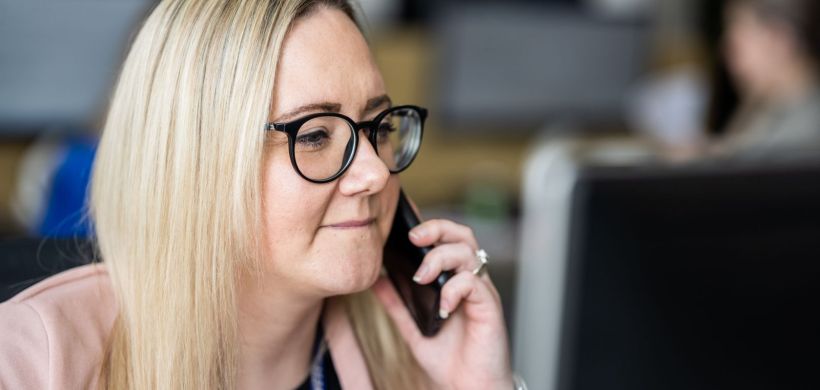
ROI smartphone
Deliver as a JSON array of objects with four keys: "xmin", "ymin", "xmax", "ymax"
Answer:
[{"xmin": 383, "ymin": 189, "xmax": 452, "ymax": 337}]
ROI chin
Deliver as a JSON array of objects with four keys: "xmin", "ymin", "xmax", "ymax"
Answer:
[{"xmin": 319, "ymin": 251, "xmax": 383, "ymax": 296}]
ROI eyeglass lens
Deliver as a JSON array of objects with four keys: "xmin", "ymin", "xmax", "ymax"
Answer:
[
  {"xmin": 379, "ymin": 107, "xmax": 422, "ymax": 171},
  {"xmin": 292, "ymin": 108, "xmax": 421, "ymax": 181}
]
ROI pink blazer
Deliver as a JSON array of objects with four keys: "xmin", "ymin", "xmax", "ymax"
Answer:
[{"xmin": 0, "ymin": 264, "xmax": 374, "ymax": 389}]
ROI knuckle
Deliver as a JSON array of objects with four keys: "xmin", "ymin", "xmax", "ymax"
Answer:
[
  {"xmin": 424, "ymin": 247, "xmax": 439, "ymax": 261},
  {"xmin": 452, "ymin": 221, "xmax": 472, "ymax": 235},
  {"xmin": 447, "ymin": 244, "xmax": 467, "ymax": 260},
  {"xmin": 443, "ymin": 273, "xmax": 464, "ymax": 291},
  {"xmin": 426, "ymin": 252, "xmax": 443, "ymax": 270},
  {"xmin": 439, "ymin": 219, "xmax": 465, "ymax": 233},
  {"xmin": 441, "ymin": 282, "xmax": 458, "ymax": 299},
  {"xmin": 455, "ymin": 270, "xmax": 478, "ymax": 287},
  {"xmin": 457, "ymin": 242, "xmax": 474, "ymax": 257},
  {"xmin": 426, "ymin": 218, "xmax": 446, "ymax": 229},
  {"xmin": 458, "ymin": 226, "xmax": 479, "ymax": 246}
]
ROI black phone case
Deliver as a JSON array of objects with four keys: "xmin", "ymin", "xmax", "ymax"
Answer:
[{"xmin": 383, "ymin": 190, "xmax": 452, "ymax": 337}]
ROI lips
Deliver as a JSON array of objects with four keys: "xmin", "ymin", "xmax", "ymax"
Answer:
[{"xmin": 326, "ymin": 217, "xmax": 376, "ymax": 229}]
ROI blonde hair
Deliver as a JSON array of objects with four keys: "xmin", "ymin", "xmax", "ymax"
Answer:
[{"xmin": 91, "ymin": 0, "xmax": 424, "ymax": 388}]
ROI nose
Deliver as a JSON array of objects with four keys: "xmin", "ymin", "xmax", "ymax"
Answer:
[{"xmin": 338, "ymin": 131, "xmax": 390, "ymax": 196}]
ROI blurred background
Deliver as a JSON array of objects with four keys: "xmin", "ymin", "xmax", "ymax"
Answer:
[{"xmin": 2, "ymin": 0, "xmax": 820, "ymax": 389}]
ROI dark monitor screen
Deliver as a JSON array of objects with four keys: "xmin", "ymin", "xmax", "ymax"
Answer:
[
  {"xmin": 559, "ymin": 163, "xmax": 820, "ymax": 390},
  {"xmin": 0, "ymin": 238, "xmax": 94, "ymax": 302}
]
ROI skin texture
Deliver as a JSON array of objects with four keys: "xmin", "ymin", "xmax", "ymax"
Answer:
[
  {"xmin": 237, "ymin": 7, "xmax": 512, "ymax": 389},
  {"xmin": 724, "ymin": 3, "xmax": 817, "ymax": 101},
  {"xmin": 262, "ymin": 9, "xmax": 398, "ymax": 307}
]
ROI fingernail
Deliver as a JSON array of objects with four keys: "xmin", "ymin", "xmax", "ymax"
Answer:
[
  {"xmin": 413, "ymin": 264, "xmax": 429, "ymax": 283},
  {"xmin": 439, "ymin": 308, "xmax": 449, "ymax": 319}
]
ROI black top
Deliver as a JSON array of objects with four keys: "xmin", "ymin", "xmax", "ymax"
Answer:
[
  {"xmin": 293, "ymin": 347, "xmax": 341, "ymax": 390},
  {"xmin": 293, "ymin": 320, "xmax": 342, "ymax": 390}
]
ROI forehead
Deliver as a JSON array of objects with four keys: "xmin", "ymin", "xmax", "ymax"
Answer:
[{"xmin": 270, "ymin": 7, "xmax": 385, "ymax": 119}]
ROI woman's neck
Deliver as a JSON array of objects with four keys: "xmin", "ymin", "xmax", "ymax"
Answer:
[{"xmin": 236, "ymin": 276, "xmax": 324, "ymax": 390}]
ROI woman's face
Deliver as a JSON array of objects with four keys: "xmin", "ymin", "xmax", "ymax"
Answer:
[
  {"xmin": 724, "ymin": 3, "xmax": 795, "ymax": 98},
  {"xmin": 261, "ymin": 7, "xmax": 400, "ymax": 297}
]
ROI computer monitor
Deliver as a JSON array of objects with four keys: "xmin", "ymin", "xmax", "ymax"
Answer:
[
  {"xmin": 0, "ymin": 0, "xmax": 152, "ymax": 134},
  {"xmin": 558, "ymin": 162, "xmax": 820, "ymax": 390},
  {"xmin": 435, "ymin": 4, "xmax": 649, "ymax": 131}
]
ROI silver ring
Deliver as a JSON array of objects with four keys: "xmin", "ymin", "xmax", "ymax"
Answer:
[{"xmin": 472, "ymin": 249, "xmax": 489, "ymax": 276}]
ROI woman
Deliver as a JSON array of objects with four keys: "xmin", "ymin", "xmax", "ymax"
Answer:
[
  {"xmin": 0, "ymin": 0, "xmax": 519, "ymax": 389},
  {"xmin": 716, "ymin": 0, "xmax": 820, "ymax": 159}
]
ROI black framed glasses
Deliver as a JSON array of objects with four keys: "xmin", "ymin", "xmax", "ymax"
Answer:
[{"xmin": 265, "ymin": 105, "xmax": 427, "ymax": 183}]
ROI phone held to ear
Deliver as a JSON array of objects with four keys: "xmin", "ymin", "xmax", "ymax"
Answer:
[{"xmin": 383, "ymin": 189, "xmax": 452, "ymax": 337}]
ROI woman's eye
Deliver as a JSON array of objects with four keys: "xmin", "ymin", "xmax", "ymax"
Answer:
[
  {"xmin": 296, "ymin": 129, "xmax": 329, "ymax": 149},
  {"xmin": 377, "ymin": 123, "xmax": 396, "ymax": 141}
]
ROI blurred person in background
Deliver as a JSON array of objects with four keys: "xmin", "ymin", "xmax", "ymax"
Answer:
[
  {"xmin": 715, "ymin": 0, "xmax": 820, "ymax": 160},
  {"xmin": 0, "ymin": 0, "xmax": 517, "ymax": 389},
  {"xmin": 10, "ymin": 135, "xmax": 96, "ymax": 237}
]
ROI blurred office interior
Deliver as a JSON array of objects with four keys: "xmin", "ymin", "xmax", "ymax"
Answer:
[{"xmin": 2, "ymin": 0, "xmax": 819, "ymax": 389}]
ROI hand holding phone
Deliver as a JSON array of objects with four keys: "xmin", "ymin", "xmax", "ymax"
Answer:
[
  {"xmin": 375, "ymin": 191, "xmax": 515, "ymax": 389},
  {"xmin": 382, "ymin": 190, "xmax": 452, "ymax": 337}
]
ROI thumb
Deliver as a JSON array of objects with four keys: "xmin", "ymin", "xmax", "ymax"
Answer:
[{"xmin": 371, "ymin": 276, "xmax": 424, "ymax": 345}]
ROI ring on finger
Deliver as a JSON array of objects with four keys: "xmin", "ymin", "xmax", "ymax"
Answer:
[{"xmin": 472, "ymin": 249, "xmax": 489, "ymax": 276}]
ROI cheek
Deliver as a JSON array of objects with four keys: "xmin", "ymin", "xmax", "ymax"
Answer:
[
  {"xmin": 309, "ymin": 177, "xmax": 401, "ymax": 293},
  {"xmin": 258, "ymin": 159, "xmax": 400, "ymax": 293},
  {"xmin": 378, "ymin": 176, "xmax": 401, "ymax": 242},
  {"xmin": 728, "ymin": 31, "xmax": 756, "ymax": 73},
  {"xmin": 729, "ymin": 26, "xmax": 783, "ymax": 89},
  {"xmin": 258, "ymin": 150, "xmax": 402, "ymax": 294},
  {"xmin": 260, "ymin": 153, "xmax": 327, "ymax": 260}
]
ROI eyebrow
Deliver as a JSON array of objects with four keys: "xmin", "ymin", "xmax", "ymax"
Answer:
[
  {"xmin": 273, "ymin": 102, "xmax": 342, "ymax": 123},
  {"xmin": 272, "ymin": 94, "xmax": 393, "ymax": 123},
  {"xmin": 363, "ymin": 94, "xmax": 392, "ymax": 114}
]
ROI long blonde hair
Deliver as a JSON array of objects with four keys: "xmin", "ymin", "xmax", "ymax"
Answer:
[{"xmin": 91, "ymin": 0, "xmax": 424, "ymax": 388}]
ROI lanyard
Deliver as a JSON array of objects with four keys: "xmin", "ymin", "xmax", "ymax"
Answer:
[{"xmin": 308, "ymin": 324, "xmax": 327, "ymax": 390}]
